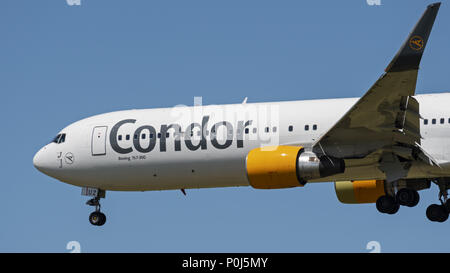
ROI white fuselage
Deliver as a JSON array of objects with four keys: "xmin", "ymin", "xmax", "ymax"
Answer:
[{"xmin": 33, "ymin": 93, "xmax": 450, "ymax": 191}]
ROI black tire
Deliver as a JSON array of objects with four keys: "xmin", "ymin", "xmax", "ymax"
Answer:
[
  {"xmin": 98, "ymin": 212, "xmax": 107, "ymax": 226},
  {"xmin": 89, "ymin": 211, "xmax": 104, "ymax": 226},
  {"xmin": 438, "ymin": 210, "xmax": 449, "ymax": 223},
  {"xmin": 376, "ymin": 195, "xmax": 397, "ymax": 214},
  {"xmin": 387, "ymin": 202, "xmax": 400, "ymax": 215},
  {"xmin": 408, "ymin": 190, "xmax": 420, "ymax": 208},
  {"xmin": 396, "ymin": 188, "xmax": 414, "ymax": 206},
  {"xmin": 426, "ymin": 204, "xmax": 448, "ymax": 222}
]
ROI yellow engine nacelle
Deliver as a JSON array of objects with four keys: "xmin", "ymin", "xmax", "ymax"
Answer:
[
  {"xmin": 335, "ymin": 180, "xmax": 386, "ymax": 204},
  {"xmin": 246, "ymin": 146, "xmax": 304, "ymax": 189},
  {"xmin": 246, "ymin": 145, "xmax": 345, "ymax": 189}
]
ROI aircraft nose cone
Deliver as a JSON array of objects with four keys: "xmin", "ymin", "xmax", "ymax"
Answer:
[
  {"xmin": 33, "ymin": 148, "xmax": 43, "ymax": 171},
  {"xmin": 33, "ymin": 146, "xmax": 50, "ymax": 172}
]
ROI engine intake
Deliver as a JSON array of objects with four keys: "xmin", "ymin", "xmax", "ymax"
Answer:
[{"xmin": 246, "ymin": 146, "xmax": 345, "ymax": 189}]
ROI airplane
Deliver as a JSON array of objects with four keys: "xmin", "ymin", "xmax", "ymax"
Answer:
[{"xmin": 33, "ymin": 3, "xmax": 447, "ymax": 226}]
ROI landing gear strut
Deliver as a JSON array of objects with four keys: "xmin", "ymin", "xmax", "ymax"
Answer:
[{"xmin": 83, "ymin": 188, "xmax": 106, "ymax": 226}]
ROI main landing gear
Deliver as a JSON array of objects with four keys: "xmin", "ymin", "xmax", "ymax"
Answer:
[
  {"xmin": 83, "ymin": 188, "xmax": 107, "ymax": 226},
  {"xmin": 426, "ymin": 179, "xmax": 450, "ymax": 223},
  {"xmin": 376, "ymin": 188, "xmax": 420, "ymax": 215},
  {"xmin": 375, "ymin": 179, "xmax": 450, "ymax": 223}
]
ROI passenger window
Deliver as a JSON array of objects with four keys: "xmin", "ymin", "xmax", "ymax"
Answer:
[
  {"xmin": 253, "ymin": 128, "xmax": 257, "ymax": 134},
  {"xmin": 441, "ymin": 118, "xmax": 445, "ymax": 124},
  {"xmin": 134, "ymin": 134, "xmax": 138, "ymax": 140},
  {"xmin": 313, "ymin": 125, "xmax": 317, "ymax": 130},
  {"xmin": 265, "ymin": 127, "xmax": 269, "ymax": 133},
  {"xmin": 272, "ymin": 127, "xmax": 277, "ymax": 133},
  {"xmin": 126, "ymin": 135, "xmax": 130, "ymax": 140},
  {"xmin": 245, "ymin": 128, "xmax": 249, "ymax": 134},
  {"xmin": 118, "ymin": 135, "xmax": 122, "ymax": 141},
  {"xmin": 424, "ymin": 119, "xmax": 428, "ymax": 125},
  {"xmin": 141, "ymin": 134, "xmax": 146, "ymax": 139},
  {"xmin": 305, "ymin": 125, "xmax": 309, "ymax": 131},
  {"xmin": 166, "ymin": 132, "xmax": 170, "ymax": 138},
  {"xmin": 432, "ymin": 119, "xmax": 436, "ymax": 124},
  {"xmin": 288, "ymin": 125, "xmax": 293, "ymax": 132},
  {"xmin": 158, "ymin": 133, "xmax": 161, "ymax": 138}
]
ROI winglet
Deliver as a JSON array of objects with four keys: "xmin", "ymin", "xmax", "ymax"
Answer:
[{"xmin": 385, "ymin": 2, "xmax": 440, "ymax": 72}]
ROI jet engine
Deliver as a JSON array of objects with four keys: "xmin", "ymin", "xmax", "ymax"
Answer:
[
  {"xmin": 334, "ymin": 180, "xmax": 386, "ymax": 204},
  {"xmin": 246, "ymin": 145, "xmax": 345, "ymax": 189}
]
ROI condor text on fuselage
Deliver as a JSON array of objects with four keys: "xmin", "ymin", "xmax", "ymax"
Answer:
[{"xmin": 109, "ymin": 116, "xmax": 254, "ymax": 155}]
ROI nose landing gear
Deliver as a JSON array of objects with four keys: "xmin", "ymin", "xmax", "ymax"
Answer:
[
  {"xmin": 87, "ymin": 197, "xmax": 106, "ymax": 226},
  {"xmin": 82, "ymin": 188, "xmax": 106, "ymax": 226}
]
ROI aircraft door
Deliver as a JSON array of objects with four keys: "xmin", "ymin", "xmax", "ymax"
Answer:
[{"xmin": 92, "ymin": 126, "xmax": 108, "ymax": 156}]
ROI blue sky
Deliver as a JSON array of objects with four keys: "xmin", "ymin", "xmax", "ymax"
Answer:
[{"xmin": 1, "ymin": 0, "xmax": 450, "ymax": 252}]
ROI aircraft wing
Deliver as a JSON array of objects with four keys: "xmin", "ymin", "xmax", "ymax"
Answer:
[{"xmin": 312, "ymin": 3, "xmax": 441, "ymax": 180}]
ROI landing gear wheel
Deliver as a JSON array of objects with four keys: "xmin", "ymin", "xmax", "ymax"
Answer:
[
  {"xmin": 396, "ymin": 189, "xmax": 413, "ymax": 206},
  {"xmin": 89, "ymin": 211, "xmax": 106, "ymax": 226},
  {"xmin": 396, "ymin": 188, "xmax": 420, "ymax": 207},
  {"xmin": 410, "ymin": 190, "xmax": 420, "ymax": 208},
  {"xmin": 387, "ymin": 202, "xmax": 400, "ymax": 215},
  {"xmin": 98, "ymin": 212, "xmax": 106, "ymax": 226},
  {"xmin": 426, "ymin": 204, "xmax": 449, "ymax": 223},
  {"xmin": 376, "ymin": 195, "xmax": 399, "ymax": 214}
]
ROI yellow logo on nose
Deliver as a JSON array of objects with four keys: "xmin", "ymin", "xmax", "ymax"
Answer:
[{"xmin": 409, "ymin": 35, "xmax": 424, "ymax": 51}]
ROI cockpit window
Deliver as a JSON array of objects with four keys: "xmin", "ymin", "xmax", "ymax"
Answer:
[
  {"xmin": 52, "ymin": 134, "xmax": 61, "ymax": 143},
  {"xmin": 51, "ymin": 133, "xmax": 66, "ymax": 144}
]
